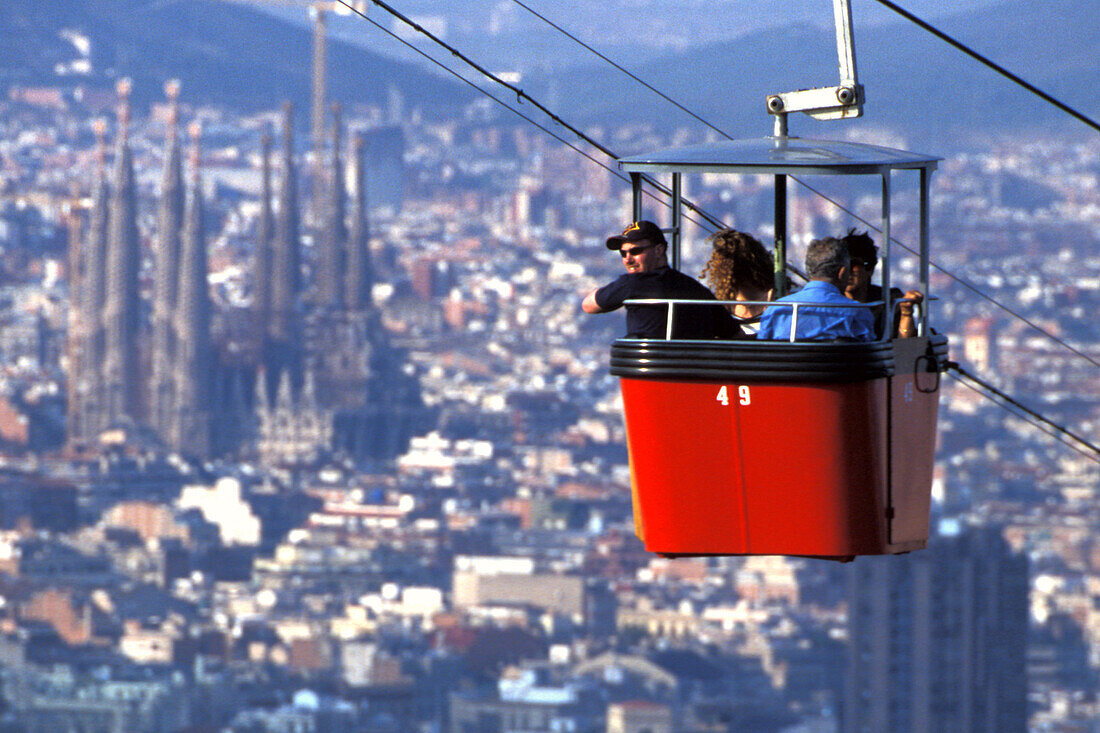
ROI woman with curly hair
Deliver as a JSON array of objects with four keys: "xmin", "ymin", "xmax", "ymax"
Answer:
[{"xmin": 700, "ymin": 229, "xmax": 777, "ymax": 333}]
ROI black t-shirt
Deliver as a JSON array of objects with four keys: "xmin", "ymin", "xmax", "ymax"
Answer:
[
  {"xmin": 866, "ymin": 284, "xmax": 906, "ymax": 338},
  {"xmin": 595, "ymin": 267, "xmax": 742, "ymax": 340}
]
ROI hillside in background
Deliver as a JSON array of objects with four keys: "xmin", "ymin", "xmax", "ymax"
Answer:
[
  {"xmin": 526, "ymin": 0, "xmax": 1099, "ymax": 149},
  {"xmin": 0, "ymin": 0, "xmax": 471, "ymax": 114},
  {"xmin": 0, "ymin": 0, "xmax": 1095, "ymax": 147}
]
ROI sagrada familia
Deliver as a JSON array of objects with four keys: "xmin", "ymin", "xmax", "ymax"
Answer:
[{"xmin": 67, "ymin": 81, "xmax": 429, "ymax": 465}]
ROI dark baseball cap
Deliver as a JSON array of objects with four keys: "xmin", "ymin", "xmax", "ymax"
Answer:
[{"xmin": 606, "ymin": 220, "xmax": 667, "ymax": 250}]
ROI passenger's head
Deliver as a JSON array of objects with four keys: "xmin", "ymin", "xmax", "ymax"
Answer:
[
  {"xmin": 701, "ymin": 229, "xmax": 775, "ymax": 318},
  {"xmin": 843, "ymin": 228, "xmax": 878, "ymax": 270},
  {"xmin": 842, "ymin": 228, "xmax": 877, "ymax": 300},
  {"xmin": 606, "ymin": 220, "xmax": 668, "ymax": 274},
  {"xmin": 804, "ymin": 237, "xmax": 850, "ymax": 286}
]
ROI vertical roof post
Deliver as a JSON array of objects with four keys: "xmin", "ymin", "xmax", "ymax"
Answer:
[
  {"xmin": 670, "ymin": 173, "xmax": 681, "ymax": 271},
  {"xmin": 630, "ymin": 172, "xmax": 643, "ymax": 223},
  {"xmin": 880, "ymin": 171, "xmax": 893, "ymax": 342},
  {"xmin": 919, "ymin": 167, "xmax": 932, "ymax": 334}
]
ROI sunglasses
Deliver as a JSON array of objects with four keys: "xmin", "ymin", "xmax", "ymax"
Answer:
[{"xmin": 619, "ymin": 243, "xmax": 656, "ymax": 258}]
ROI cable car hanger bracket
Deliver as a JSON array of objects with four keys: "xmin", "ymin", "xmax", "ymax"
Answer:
[{"xmin": 765, "ymin": 0, "xmax": 864, "ymax": 127}]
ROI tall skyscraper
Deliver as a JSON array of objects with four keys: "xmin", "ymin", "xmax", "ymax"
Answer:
[{"xmin": 843, "ymin": 524, "xmax": 1028, "ymax": 733}]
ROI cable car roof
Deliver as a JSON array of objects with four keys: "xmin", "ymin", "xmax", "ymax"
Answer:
[{"xmin": 618, "ymin": 136, "xmax": 940, "ymax": 176}]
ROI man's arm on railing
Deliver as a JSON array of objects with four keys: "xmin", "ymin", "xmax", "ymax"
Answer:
[{"xmin": 581, "ymin": 289, "xmax": 606, "ymax": 314}]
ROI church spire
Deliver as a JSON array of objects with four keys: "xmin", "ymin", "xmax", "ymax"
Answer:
[
  {"xmin": 85, "ymin": 118, "xmax": 110, "ymax": 326},
  {"xmin": 319, "ymin": 103, "xmax": 346, "ymax": 308},
  {"xmin": 102, "ymin": 78, "xmax": 143, "ymax": 425},
  {"xmin": 171, "ymin": 121, "xmax": 213, "ymax": 456},
  {"xmin": 266, "ymin": 102, "xmax": 303, "ymax": 392},
  {"xmin": 270, "ymin": 102, "xmax": 301, "ymax": 339},
  {"xmin": 344, "ymin": 132, "xmax": 373, "ymax": 311},
  {"xmin": 253, "ymin": 132, "xmax": 274, "ymax": 328},
  {"xmin": 75, "ymin": 118, "xmax": 112, "ymax": 441},
  {"xmin": 152, "ymin": 80, "xmax": 185, "ymax": 435}
]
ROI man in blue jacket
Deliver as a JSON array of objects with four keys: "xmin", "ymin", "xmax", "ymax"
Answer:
[{"xmin": 757, "ymin": 237, "xmax": 875, "ymax": 342}]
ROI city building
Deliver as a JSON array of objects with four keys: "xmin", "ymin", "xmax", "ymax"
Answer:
[
  {"xmin": 844, "ymin": 523, "xmax": 1029, "ymax": 732},
  {"xmin": 67, "ymin": 87, "xmax": 428, "ymax": 464}
]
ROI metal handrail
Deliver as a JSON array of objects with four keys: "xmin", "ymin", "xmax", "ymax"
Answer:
[{"xmin": 623, "ymin": 297, "xmax": 922, "ymax": 342}]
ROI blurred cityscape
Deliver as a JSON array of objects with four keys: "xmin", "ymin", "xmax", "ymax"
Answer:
[{"xmin": 0, "ymin": 8, "xmax": 1099, "ymax": 732}]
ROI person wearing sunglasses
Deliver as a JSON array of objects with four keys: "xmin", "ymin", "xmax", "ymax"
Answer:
[
  {"xmin": 582, "ymin": 220, "xmax": 741, "ymax": 340},
  {"xmin": 842, "ymin": 228, "xmax": 924, "ymax": 338}
]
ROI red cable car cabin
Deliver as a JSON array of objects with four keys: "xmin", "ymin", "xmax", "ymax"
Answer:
[{"xmin": 612, "ymin": 137, "xmax": 947, "ymax": 560}]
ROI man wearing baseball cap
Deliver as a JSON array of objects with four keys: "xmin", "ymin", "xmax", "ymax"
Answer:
[{"xmin": 582, "ymin": 220, "xmax": 741, "ymax": 340}]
